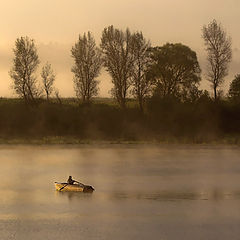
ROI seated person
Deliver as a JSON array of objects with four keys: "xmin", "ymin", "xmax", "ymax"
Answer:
[{"xmin": 67, "ymin": 176, "xmax": 77, "ymax": 185}]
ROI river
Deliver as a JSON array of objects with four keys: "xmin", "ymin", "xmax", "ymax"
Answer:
[{"xmin": 0, "ymin": 144, "xmax": 240, "ymax": 240}]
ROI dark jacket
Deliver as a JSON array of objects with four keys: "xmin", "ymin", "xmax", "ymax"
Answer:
[{"xmin": 67, "ymin": 177, "xmax": 75, "ymax": 185}]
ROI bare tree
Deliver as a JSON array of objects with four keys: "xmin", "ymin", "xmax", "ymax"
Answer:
[
  {"xmin": 131, "ymin": 32, "xmax": 153, "ymax": 112},
  {"xmin": 202, "ymin": 19, "xmax": 232, "ymax": 100},
  {"xmin": 9, "ymin": 36, "xmax": 40, "ymax": 104},
  {"xmin": 41, "ymin": 62, "xmax": 55, "ymax": 102},
  {"xmin": 54, "ymin": 88, "xmax": 62, "ymax": 105},
  {"xmin": 71, "ymin": 32, "xmax": 102, "ymax": 103},
  {"xmin": 101, "ymin": 26, "xmax": 135, "ymax": 109}
]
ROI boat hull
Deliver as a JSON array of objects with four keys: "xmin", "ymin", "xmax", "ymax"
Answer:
[{"xmin": 55, "ymin": 182, "xmax": 94, "ymax": 192}]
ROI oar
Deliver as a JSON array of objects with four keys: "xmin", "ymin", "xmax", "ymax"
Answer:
[
  {"xmin": 75, "ymin": 181, "xmax": 85, "ymax": 187},
  {"xmin": 59, "ymin": 183, "xmax": 68, "ymax": 191}
]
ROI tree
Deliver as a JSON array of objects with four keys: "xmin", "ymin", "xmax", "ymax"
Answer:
[
  {"xmin": 101, "ymin": 26, "xmax": 135, "ymax": 109},
  {"xmin": 41, "ymin": 62, "xmax": 55, "ymax": 102},
  {"xmin": 228, "ymin": 74, "xmax": 240, "ymax": 100},
  {"xmin": 131, "ymin": 32, "xmax": 153, "ymax": 112},
  {"xmin": 149, "ymin": 43, "xmax": 201, "ymax": 99},
  {"xmin": 71, "ymin": 32, "xmax": 102, "ymax": 103},
  {"xmin": 9, "ymin": 36, "xmax": 40, "ymax": 104},
  {"xmin": 202, "ymin": 19, "xmax": 232, "ymax": 101},
  {"xmin": 54, "ymin": 89, "xmax": 62, "ymax": 105}
]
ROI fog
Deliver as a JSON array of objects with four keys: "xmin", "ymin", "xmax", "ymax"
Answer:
[
  {"xmin": 0, "ymin": 42, "xmax": 240, "ymax": 98},
  {"xmin": 0, "ymin": 0, "xmax": 240, "ymax": 97},
  {"xmin": 0, "ymin": 145, "xmax": 240, "ymax": 239}
]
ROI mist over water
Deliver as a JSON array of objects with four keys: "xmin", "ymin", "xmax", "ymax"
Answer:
[{"xmin": 0, "ymin": 145, "xmax": 240, "ymax": 239}]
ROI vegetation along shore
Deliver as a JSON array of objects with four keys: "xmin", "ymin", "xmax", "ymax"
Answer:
[{"xmin": 1, "ymin": 20, "xmax": 240, "ymax": 144}]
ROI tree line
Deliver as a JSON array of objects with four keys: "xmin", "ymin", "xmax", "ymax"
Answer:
[
  {"xmin": 1, "ymin": 19, "xmax": 240, "ymax": 142},
  {"xmin": 8, "ymin": 19, "xmax": 240, "ymax": 111}
]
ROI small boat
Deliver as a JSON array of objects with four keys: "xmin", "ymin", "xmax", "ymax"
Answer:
[{"xmin": 55, "ymin": 182, "xmax": 94, "ymax": 193}]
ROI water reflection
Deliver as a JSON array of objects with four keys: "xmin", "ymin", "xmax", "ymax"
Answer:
[
  {"xmin": 0, "ymin": 145, "xmax": 240, "ymax": 240},
  {"xmin": 55, "ymin": 191, "xmax": 93, "ymax": 201},
  {"xmin": 107, "ymin": 189, "xmax": 240, "ymax": 201}
]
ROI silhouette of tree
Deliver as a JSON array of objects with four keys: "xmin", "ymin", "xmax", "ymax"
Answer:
[
  {"xmin": 54, "ymin": 89, "xmax": 62, "ymax": 105},
  {"xmin": 131, "ymin": 32, "xmax": 153, "ymax": 112},
  {"xmin": 149, "ymin": 43, "xmax": 201, "ymax": 99},
  {"xmin": 229, "ymin": 74, "xmax": 240, "ymax": 100},
  {"xmin": 41, "ymin": 62, "xmax": 55, "ymax": 102},
  {"xmin": 101, "ymin": 26, "xmax": 135, "ymax": 109},
  {"xmin": 71, "ymin": 32, "xmax": 102, "ymax": 103},
  {"xmin": 181, "ymin": 87, "xmax": 211, "ymax": 103},
  {"xmin": 9, "ymin": 36, "xmax": 40, "ymax": 104},
  {"xmin": 202, "ymin": 19, "xmax": 232, "ymax": 101}
]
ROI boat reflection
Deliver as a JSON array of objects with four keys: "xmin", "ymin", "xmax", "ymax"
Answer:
[{"xmin": 55, "ymin": 191, "xmax": 93, "ymax": 201}]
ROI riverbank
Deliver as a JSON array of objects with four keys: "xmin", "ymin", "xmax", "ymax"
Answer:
[
  {"xmin": 0, "ymin": 98, "xmax": 240, "ymax": 144},
  {"xmin": 0, "ymin": 136, "xmax": 240, "ymax": 145}
]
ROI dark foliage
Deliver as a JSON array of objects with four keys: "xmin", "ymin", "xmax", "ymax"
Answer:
[
  {"xmin": 148, "ymin": 43, "xmax": 201, "ymax": 99},
  {"xmin": 0, "ymin": 97, "xmax": 240, "ymax": 143},
  {"xmin": 229, "ymin": 74, "xmax": 240, "ymax": 102}
]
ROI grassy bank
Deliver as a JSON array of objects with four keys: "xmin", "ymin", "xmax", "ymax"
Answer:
[
  {"xmin": 0, "ymin": 97, "xmax": 240, "ymax": 144},
  {"xmin": 0, "ymin": 136, "xmax": 239, "ymax": 146}
]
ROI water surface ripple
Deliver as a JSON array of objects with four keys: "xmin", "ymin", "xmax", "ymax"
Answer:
[{"xmin": 0, "ymin": 145, "xmax": 239, "ymax": 240}]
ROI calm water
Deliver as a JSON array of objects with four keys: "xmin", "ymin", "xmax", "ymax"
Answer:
[{"xmin": 0, "ymin": 144, "xmax": 240, "ymax": 240}]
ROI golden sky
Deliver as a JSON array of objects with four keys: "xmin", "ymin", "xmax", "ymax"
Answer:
[{"xmin": 0, "ymin": 0, "xmax": 239, "ymax": 97}]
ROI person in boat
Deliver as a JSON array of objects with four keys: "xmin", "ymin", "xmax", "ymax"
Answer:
[{"xmin": 67, "ymin": 176, "xmax": 78, "ymax": 185}]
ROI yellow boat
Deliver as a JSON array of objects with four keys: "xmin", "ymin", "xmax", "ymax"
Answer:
[{"xmin": 55, "ymin": 182, "xmax": 94, "ymax": 192}]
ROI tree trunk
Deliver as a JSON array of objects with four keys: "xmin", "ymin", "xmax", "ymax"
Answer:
[
  {"xmin": 214, "ymin": 85, "xmax": 217, "ymax": 101},
  {"xmin": 120, "ymin": 98, "xmax": 126, "ymax": 109},
  {"xmin": 138, "ymin": 96, "xmax": 143, "ymax": 113}
]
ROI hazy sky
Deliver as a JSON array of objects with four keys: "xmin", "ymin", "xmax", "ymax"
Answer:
[{"xmin": 0, "ymin": 0, "xmax": 240, "ymax": 97}]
